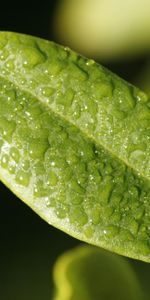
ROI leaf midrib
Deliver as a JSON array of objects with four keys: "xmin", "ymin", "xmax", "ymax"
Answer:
[{"xmin": 0, "ymin": 74, "xmax": 149, "ymax": 184}]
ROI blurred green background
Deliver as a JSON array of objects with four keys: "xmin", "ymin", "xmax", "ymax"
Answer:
[{"xmin": 0, "ymin": 0, "xmax": 150, "ymax": 299}]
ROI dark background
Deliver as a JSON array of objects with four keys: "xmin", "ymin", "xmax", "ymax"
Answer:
[{"xmin": 0, "ymin": 1, "xmax": 150, "ymax": 299}]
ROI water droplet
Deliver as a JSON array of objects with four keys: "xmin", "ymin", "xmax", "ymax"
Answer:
[
  {"xmin": 21, "ymin": 160, "xmax": 30, "ymax": 171},
  {"xmin": 8, "ymin": 163, "xmax": 16, "ymax": 174},
  {"xmin": 46, "ymin": 170, "xmax": 58, "ymax": 187},
  {"xmin": 130, "ymin": 220, "xmax": 139, "ymax": 235},
  {"xmin": 42, "ymin": 87, "xmax": 54, "ymax": 97},
  {"xmin": 29, "ymin": 138, "xmax": 49, "ymax": 159},
  {"xmin": 46, "ymin": 197, "xmax": 55, "ymax": 207},
  {"xmin": 19, "ymin": 46, "xmax": 46, "ymax": 68},
  {"xmin": 15, "ymin": 170, "xmax": 31, "ymax": 187},
  {"xmin": 91, "ymin": 208, "xmax": 100, "ymax": 225},
  {"xmin": 0, "ymin": 154, "xmax": 9, "ymax": 168},
  {"xmin": 84, "ymin": 226, "xmax": 94, "ymax": 238},
  {"xmin": 10, "ymin": 147, "xmax": 20, "ymax": 162},
  {"xmin": 64, "ymin": 46, "xmax": 70, "ymax": 52},
  {"xmin": 56, "ymin": 204, "xmax": 69, "ymax": 219},
  {"xmin": 33, "ymin": 180, "xmax": 47, "ymax": 197},
  {"xmin": 0, "ymin": 49, "xmax": 9, "ymax": 60},
  {"xmin": 119, "ymin": 229, "xmax": 134, "ymax": 241},
  {"xmin": 134, "ymin": 89, "xmax": 148, "ymax": 103},
  {"xmin": 0, "ymin": 117, "xmax": 16, "ymax": 142},
  {"xmin": 69, "ymin": 180, "xmax": 84, "ymax": 195},
  {"xmin": 6, "ymin": 59, "xmax": 14, "ymax": 71},
  {"xmin": 102, "ymin": 226, "xmax": 119, "ymax": 238},
  {"xmin": 92, "ymin": 81, "xmax": 113, "ymax": 98},
  {"xmin": 69, "ymin": 207, "xmax": 88, "ymax": 226},
  {"xmin": 89, "ymin": 174, "xmax": 94, "ymax": 181},
  {"xmin": 86, "ymin": 59, "xmax": 95, "ymax": 66}
]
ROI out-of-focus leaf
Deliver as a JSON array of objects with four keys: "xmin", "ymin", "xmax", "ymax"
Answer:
[{"xmin": 53, "ymin": 245, "xmax": 143, "ymax": 300}]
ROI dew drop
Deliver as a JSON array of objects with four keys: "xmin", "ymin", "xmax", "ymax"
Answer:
[
  {"xmin": 33, "ymin": 180, "xmax": 47, "ymax": 197},
  {"xmin": 8, "ymin": 164, "xmax": 16, "ymax": 174},
  {"xmin": 46, "ymin": 197, "xmax": 55, "ymax": 207},
  {"xmin": 0, "ymin": 154, "xmax": 9, "ymax": 168},
  {"xmin": 15, "ymin": 170, "xmax": 31, "ymax": 187},
  {"xmin": 102, "ymin": 226, "xmax": 119, "ymax": 238},
  {"xmin": 84, "ymin": 226, "xmax": 94, "ymax": 238},
  {"xmin": 56, "ymin": 204, "xmax": 69, "ymax": 219},
  {"xmin": 20, "ymin": 46, "xmax": 45, "ymax": 69},
  {"xmin": 10, "ymin": 147, "xmax": 20, "ymax": 163},
  {"xmin": 86, "ymin": 59, "xmax": 95, "ymax": 66},
  {"xmin": 42, "ymin": 87, "xmax": 54, "ymax": 97},
  {"xmin": 21, "ymin": 160, "xmax": 30, "ymax": 171},
  {"xmin": 47, "ymin": 170, "xmax": 58, "ymax": 186},
  {"xmin": 69, "ymin": 207, "xmax": 88, "ymax": 226},
  {"xmin": 6, "ymin": 59, "xmax": 14, "ymax": 71}
]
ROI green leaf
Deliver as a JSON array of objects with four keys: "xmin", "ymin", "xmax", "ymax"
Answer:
[
  {"xmin": 53, "ymin": 245, "xmax": 143, "ymax": 300},
  {"xmin": 0, "ymin": 32, "xmax": 150, "ymax": 262}
]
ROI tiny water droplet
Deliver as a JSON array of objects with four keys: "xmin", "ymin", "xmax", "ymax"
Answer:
[
  {"xmin": 10, "ymin": 147, "xmax": 20, "ymax": 163},
  {"xmin": 0, "ymin": 154, "xmax": 9, "ymax": 168},
  {"xmin": 86, "ymin": 59, "xmax": 95, "ymax": 66}
]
